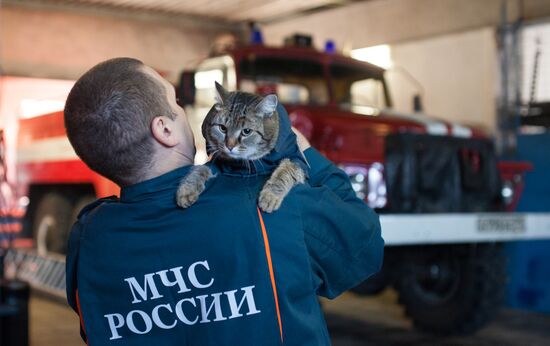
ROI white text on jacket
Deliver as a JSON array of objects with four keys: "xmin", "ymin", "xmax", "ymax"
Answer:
[{"xmin": 102, "ymin": 260, "xmax": 261, "ymax": 340}]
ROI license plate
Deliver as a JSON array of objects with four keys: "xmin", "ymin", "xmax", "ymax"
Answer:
[{"xmin": 477, "ymin": 215, "xmax": 526, "ymax": 234}]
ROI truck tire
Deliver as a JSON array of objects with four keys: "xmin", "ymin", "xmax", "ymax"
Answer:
[
  {"xmin": 395, "ymin": 243, "xmax": 506, "ymax": 335},
  {"xmin": 33, "ymin": 192, "xmax": 73, "ymax": 255}
]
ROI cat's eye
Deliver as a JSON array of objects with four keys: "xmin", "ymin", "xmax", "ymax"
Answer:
[
  {"xmin": 218, "ymin": 125, "xmax": 227, "ymax": 134},
  {"xmin": 241, "ymin": 128, "xmax": 253, "ymax": 136}
]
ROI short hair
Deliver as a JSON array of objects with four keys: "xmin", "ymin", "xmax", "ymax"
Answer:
[{"xmin": 64, "ymin": 57, "xmax": 176, "ymax": 186}]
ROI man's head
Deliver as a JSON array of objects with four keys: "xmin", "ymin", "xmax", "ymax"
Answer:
[{"xmin": 64, "ymin": 58, "xmax": 195, "ymax": 186}]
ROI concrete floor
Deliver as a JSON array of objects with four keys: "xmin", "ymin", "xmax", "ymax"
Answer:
[
  {"xmin": 29, "ymin": 290, "xmax": 550, "ymax": 346},
  {"xmin": 323, "ymin": 291, "xmax": 550, "ymax": 346}
]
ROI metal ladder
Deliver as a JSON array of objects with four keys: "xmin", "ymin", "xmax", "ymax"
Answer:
[{"xmin": 3, "ymin": 249, "xmax": 66, "ymax": 299}]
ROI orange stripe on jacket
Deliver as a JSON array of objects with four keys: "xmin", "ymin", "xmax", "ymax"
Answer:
[
  {"xmin": 76, "ymin": 289, "xmax": 89, "ymax": 346},
  {"xmin": 257, "ymin": 208, "xmax": 284, "ymax": 343}
]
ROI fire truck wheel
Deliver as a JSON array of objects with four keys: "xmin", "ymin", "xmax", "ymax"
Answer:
[
  {"xmin": 395, "ymin": 243, "xmax": 506, "ymax": 335},
  {"xmin": 33, "ymin": 192, "xmax": 73, "ymax": 255}
]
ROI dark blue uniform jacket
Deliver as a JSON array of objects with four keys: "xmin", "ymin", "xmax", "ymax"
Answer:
[{"xmin": 66, "ymin": 105, "xmax": 384, "ymax": 345}]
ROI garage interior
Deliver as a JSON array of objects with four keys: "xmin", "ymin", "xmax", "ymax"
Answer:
[{"xmin": 1, "ymin": 0, "xmax": 550, "ymax": 345}]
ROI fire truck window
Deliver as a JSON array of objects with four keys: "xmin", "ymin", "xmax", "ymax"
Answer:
[
  {"xmin": 195, "ymin": 69, "xmax": 225, "ymax": 107},
  {"xmin": 350, "ymin": 79, "xmax": 386, "ymax": 109},
  {"xmin": 190, "ymin": 55, "xmax": 236, "ymax": 163},
  {"xmin": 194, "ymin": 55, "xmax": 237, "ymax": 108},
  {"xmin": 331, "ymin": 63, "xmax": 387, "ymax": 109},
  {"xmin": 241, "ymin": 79, "xmax": 309, "ymax": 105},
  {"xmin": 239, "ymin": 57, "xmax": 327, "ymax": 105}
]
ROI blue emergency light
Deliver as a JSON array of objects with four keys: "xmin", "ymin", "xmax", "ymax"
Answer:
[
  {"xmin": 325, "ymin": 40, "xmax": 336, "ymax": 53},
  {"xmin": 250, "ymin": 25, "xmax": 264, "ymax": 45}
]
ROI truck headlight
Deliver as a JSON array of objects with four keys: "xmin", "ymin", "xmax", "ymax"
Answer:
[
  {"xmin": 501, "ymin": 178, "xmax": 517, "ymax": 206},
  {"xmin": 341, "ymin": 163, "xmax": 387, "ymax": 208}
]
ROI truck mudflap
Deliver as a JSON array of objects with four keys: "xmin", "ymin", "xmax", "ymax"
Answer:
[
  {"xmin": 384, "ymin": 133, "xmax": 502, "ymax": 213},
  {"xmin": 381, "ymin": 212, "xmax": 550, "ymax": 246}
]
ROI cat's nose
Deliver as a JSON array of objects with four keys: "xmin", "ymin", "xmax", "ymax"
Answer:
[{"xmin": 226, "ymin": 139, "xmax": 237, "ymax": 151}]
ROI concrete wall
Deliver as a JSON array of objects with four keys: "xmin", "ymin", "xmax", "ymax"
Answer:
[{"xmin": 0, "ymin": 5, "xmax": 237, "ymax": 82}]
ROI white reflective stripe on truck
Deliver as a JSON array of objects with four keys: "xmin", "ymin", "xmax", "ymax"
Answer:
[
  {"xmin": 17, "ymin": 136, "xmax": 78, "ymax": 163},
  {"xmin": 381, "ymin": 109, "xmax": 474, "ymax": 138},
  {"xmin": 381, "ymin": 213, "xmax": 550, "ymax": 246}
]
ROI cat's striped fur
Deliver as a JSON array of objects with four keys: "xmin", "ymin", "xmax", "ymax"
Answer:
[{"xmin": 176, "ymin": 82, "xmax": 305, "ymax": 212}]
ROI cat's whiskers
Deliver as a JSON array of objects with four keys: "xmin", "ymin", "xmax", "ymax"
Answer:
[
  {"xmin": 245, "ymin": 160, "xmax": 252, "ymax": 175},
  {"xmin": 252, "ymin": 159, "xmax": 266, "ymax": 174},
  {"xmin": 250, "ymin": 160, "xmax": 258, "ymax": 175}
]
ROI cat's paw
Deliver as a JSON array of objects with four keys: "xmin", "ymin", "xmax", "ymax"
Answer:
[
  {"xmin": 176, "ymin": 166, "xmax": 214, "ymax": 209},
  {"xmin": 176, "ymin": 184, "xmax": 201, "ymax": 208},
  {"xmin": 258, "ymin": 189, "xmax": 284, "ymax": 213}
]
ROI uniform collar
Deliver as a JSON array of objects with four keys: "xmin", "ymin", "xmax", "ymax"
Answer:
[{"xmin": 120, "ymin": 165, "xmax": 193, "ymax": 202}]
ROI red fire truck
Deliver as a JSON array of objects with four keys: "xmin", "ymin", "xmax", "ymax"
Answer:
[{"xmin": 6, "ymin": 38, "xmax": 550, "ymax": 335}]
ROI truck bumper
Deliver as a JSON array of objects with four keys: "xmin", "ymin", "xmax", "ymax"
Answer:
[{"xmin": 381, "ymin": 212, "xmax": 550, "ymax": 246}]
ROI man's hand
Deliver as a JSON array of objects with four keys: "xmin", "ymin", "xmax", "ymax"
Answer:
[{"xmin": 292, "ymin": 127, "xmax": 311, "ymax": 152}]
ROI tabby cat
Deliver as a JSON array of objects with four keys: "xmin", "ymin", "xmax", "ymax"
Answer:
[{"xmin": 176, "ymin": 82, "xmax": 305, "ymax": 213}]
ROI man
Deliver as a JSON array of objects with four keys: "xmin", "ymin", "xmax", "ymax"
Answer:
[{"xmin": 64, "ymin": 57, "xmax": 383, "ymax": 345}]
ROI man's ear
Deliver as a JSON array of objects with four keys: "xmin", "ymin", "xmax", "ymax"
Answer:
[{"xmin": 151, "ymin": 116, "xmax": 179, "ymax": 147}]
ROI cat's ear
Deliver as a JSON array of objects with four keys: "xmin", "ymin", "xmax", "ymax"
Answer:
[
  {"xmin": 214, "ymin": 82, "xmax": 229, "ymax": 109},
  {"xmin": 256, "ymin": 94, "xmax": 278, "ymax": 117}
]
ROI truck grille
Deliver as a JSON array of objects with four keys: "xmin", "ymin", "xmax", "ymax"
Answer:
[{"xmin": 384, "ymin": 133, "xmax": 503, "ymax": 213}]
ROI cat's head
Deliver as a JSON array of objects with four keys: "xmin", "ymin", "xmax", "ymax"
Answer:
[{"xmin": 202, "ymin": 82, "xmax": 279, "ymax": 161}]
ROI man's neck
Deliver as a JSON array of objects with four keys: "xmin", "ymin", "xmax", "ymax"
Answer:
[{"xmin": 140, "ymin": 150, "xmax": 194, "ymax": 183}]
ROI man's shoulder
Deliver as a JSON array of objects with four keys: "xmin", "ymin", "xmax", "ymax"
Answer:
[
  {"xmin": 287, "ymin": 180, "xmax": 328, "ymax": 199},
  {"xmin": 76, "ymin": 195, "xmax": 119, "ymax": 222}
]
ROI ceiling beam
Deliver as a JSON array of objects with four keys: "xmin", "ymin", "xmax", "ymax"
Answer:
[{"xmin": 257, "ymin": 0, "xmax": 369, "ymax": 24}]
